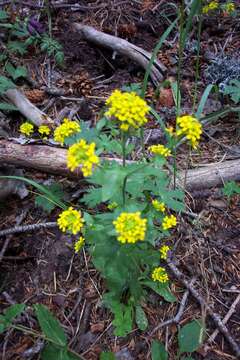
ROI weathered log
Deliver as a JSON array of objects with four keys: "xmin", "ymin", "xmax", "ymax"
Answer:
[
  {"xmin": 5, "ymin": 89, "xmax": 53, "ymax": 126},
  {"xmin": 73, "ymin": 23, "xmax": 166, "ymax": 85},
  {"xmin": 1, "ymin": 140, "xmax": 240, "ymax": 190}
]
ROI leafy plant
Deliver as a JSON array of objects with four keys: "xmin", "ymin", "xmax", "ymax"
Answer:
[
  {"xmin": 0, "ymin": 303, "xmax": 83, "ymax": 360},
  {"xmin": 223, "ymin": 180, "xmax": 240, "ymax": 198},
  {"xmin": 223, "ymin": 79, "xmax": 240, "ymax": 104}
]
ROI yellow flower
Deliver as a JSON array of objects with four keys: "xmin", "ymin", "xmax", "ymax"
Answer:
[
  {"xmin": 38, "ymin": 125, "xmax": 51, "ymax": 138},
  {"xmin": 113, "ymin": 211, "xmax": 147, "ymax": 244},
  {"xmin": 160, "ymin": 245, "xmax": 170, "ymax": 260},
  {"xmin": 152, "ymin": 199, "xmax": 166, "ymax": 212},
  {"xmin": 176, "ymin": 115, "xmax": 202, "ymax": 149},
  {"xmin": 166, "ymin": 126, "xmax": 174, "ymax": 136},
  {"xmin": 57, "ymin": 207, "xmax": 84, "ymax": 235},
  {"xmin": 74, "ymin": 236, "xmax": 85, "ymax": 253},
  {"xmin": 202, "ymin": 0, "xmax": 219, "ymax": 13},
  {"xmin": 19, "ymin": 122, "xmax": 34, "ymax": 136},
  {"xmin": 67, "ymin": 139, "xmax": 99, "ymax": 176},
  {"xmin": 152, "ymin": 267, "xmax": 169, "ymax": 283},
  {"xmin": 105, "ymin": 89, "xmax": 149, "ymax": 131},
  {"xmin": 224, "ymin": 2, "xmax": 235, "ymax": 13},
  {"xmin": 162, "ymin": 215, "xmax": 177, "ymax": 230},
  {"xmin": 54, "ymin": 118, "xmax": 81, "ymax": 145},
  {"xmin": 148, "ymin": 144, "xmax": 172, "ymax": 157}
]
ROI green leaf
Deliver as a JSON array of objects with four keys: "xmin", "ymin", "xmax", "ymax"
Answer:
[
  {"xmin": 7, "ymin": 41, "xmax": 28, "ymax": 55},
  {"xmin": 0, "ymin": 176, "xmax": 66, "ymax": 210},
  {"xmin": 196, "ymin": 84, "xmax": 214, "ymax": 118},
  {"xmin": 142, "ymin": 281, "xmax": 176, "ymax": 303},
  {"xmin": 0, "ymin": 102, "xmax": 18, "ymax": 111},
  {"xmin": 178, "ymin": 320, "xmax": 205, "ymax": 354},
  {"xmin": 5, "ymin": 63, "xmax": 27, "ymax": 80},
  {"xmin": 0, "ymin": 75, "xmax": 16, "ymax": 94},
  {"xmin": 35, "ymin": 183, "xmax": 65, "ymax": 213},
  {"xmin": 142, "ymin": 17, "xmax": 178, "ymax": 97},
  {"xmin": 224, "ymin": 80, "xmax": 240, "ymax": 104},
  {"xmin": 34, "ymin": 304, "xmax": 67, "ymax": 347},
  {"xmin": 0, "ymin": 10, "xmax": 9, "ymax": 21},
  {"xmin": 223, "ymin": 181, "xmax": 240, "ymax": 198},
  {"xmin": 181, "ymin": 0, "xmax": 201, "ymax": 48},
  {"xmin": 171, "ymin": 81, "xmax": 181, "ymax": 109},
  {"xmin": 100, "ymin": 352, "xmax": 116, "ymax": 360},
  {"xmin": 0, "ymin": 304, "xmax": 25, "ymax": 333},
  {"xmin": 41, "ymin": 344, "xmax": 70, "ymax": 360},
  {"xmin": 151, "ymin": 340, "xmax": 168, "ymax": 360},
  {"xmin": 135, "ymin": 305, "xmax": 148, "ymax": 331}
]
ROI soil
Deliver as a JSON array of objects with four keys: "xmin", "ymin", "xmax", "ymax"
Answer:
[{"xmin": 0, "ymin": 1, "xmax": 240, "ymax": 360}]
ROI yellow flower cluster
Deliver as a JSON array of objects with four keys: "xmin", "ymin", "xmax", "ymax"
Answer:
[
  {"xmin": 152, "ymin": 267, "xmax": 169, "ymax": 283},
  {"xmin": 19, "ymin": 122, "xmax": 34, "ymax": 136},
  {"xmin": 113, "ymin": 211, "xmax": 147, "ymax": 244},
  {"xmin": 160, "ymin": 245, "xmax": 170, "ymax": 260},
  {"xmin": 54, "ymin": 118, "xmax": 81, "ymax": 145},
  {"xmin": 148, "ymin": 144, "xmax": 172, "ymax": 157},
  {"xmin": 105, "ymin": 89, "xmax": 149, "ymax": 131},
  {"xmin": 202, "ymin": 0, "xmax": 219, "ymax": 13},
  {"xmin": 176, "ymin": 115, "xmax": 202, "ymax": 149},
  {"xmin": 67, "ymin": 139, "xmax": 99, "ymax": 176},
  {"xmin": 38, "ymin": 125, "xmax": 51, "ymax": 138},
  {"xmin": 57, "ymin": 207, "xmax": 84, "ymax": 235},
  {"xmin": 224, "ymin": 2, "xmax": 235, "ymax": 13},
  {"xmin": 74, "ymin": 236, "xmax": 85, "ymax": 253},
  {"xmin": 152, "ymin": 199, "xmax": 165, "ymax": 212},
  {"xmin": 162, "ymin": 215, "xmax": 177, "ymax": 230}
]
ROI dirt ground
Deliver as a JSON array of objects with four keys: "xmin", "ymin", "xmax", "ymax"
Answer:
[{"xmin": 0, "ymin": 1, "xmax": 240, "ymax": 359}]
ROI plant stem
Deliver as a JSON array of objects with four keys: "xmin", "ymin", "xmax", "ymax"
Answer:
[
  {"xmin": 121, "ymin": 131, "xmax": 126, "ymax": 167},
  {"xmin": 173, "ymin": 3, "xmax": 185, "ymax": 189},
  {"xmin": 140, "ymin": 128, "xmax": 145, "ymax": 158},
  {"xmin": 193, "ymin": 3, "xmax": 203, "ymax": 111}
]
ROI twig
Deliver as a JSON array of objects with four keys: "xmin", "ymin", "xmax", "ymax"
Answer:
[
  {"xmin": 149, "ymin": 278, "xmax": 195, "ymax": 336},
  {"xmin": 206, "ymin": 294, "xmax": 240, "ymax": 345},
  {"xmin": 166, "ymin": 257, "xmax": 240, "ymax": 358},
  {"xmin": 0, "ymin": 222, "xmax": 57, "ymax": 237}
]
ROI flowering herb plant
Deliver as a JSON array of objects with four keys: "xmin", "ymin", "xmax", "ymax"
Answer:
[{"xmin": 51, "ymin": 88, "xmax": 202, "ymax": 336}]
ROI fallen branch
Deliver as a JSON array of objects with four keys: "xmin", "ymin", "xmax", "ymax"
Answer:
[
  {"xmin": 0, "ymin": 222, "xmax": 57, "ymax": 238},
  {"xmin": 5, "ymin": 89, "xmax": 53, "ymax": 127},
  {"xmin": 73, "ymin": 23, "xmax": 166, "ymax": 85},
  {"xmin": 166, "ymin": 257, "xmax": 240, "ymax": 358},
  {"xmin": 1, "ymin": 140, "xmax": 240, "ymax": 190}
]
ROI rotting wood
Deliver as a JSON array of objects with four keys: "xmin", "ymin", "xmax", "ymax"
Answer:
[
  {"xmin": 5, "ymin": 89, "xmax": 54, "ymax": 126},
  {"xmin": 1, "ymin": 140, "xmax": 240, "ymax": 190},
  {"xmin": 73, "ymin": 23, "xmax": 166, "ymax": 85}
]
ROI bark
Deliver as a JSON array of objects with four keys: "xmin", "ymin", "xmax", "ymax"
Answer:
[
  {"xmin": 1, "ymin": 140, "xmax": 240, "ymax": 190},
  {"xmin": 5, "ymin": 89, "xmax": 53, "ymax": 127},
  {"xmin": 73, "ymin": 23, "xmax": 166, "ymax": 85}
]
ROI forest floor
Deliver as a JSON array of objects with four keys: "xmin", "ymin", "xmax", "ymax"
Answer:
[{"xmin": 0, "ymin": 1, "xmax": 240, "ymax": 359}]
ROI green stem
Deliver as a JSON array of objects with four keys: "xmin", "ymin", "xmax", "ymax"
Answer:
[
  {"xmin": 140, "ymin": 128, "xmax": 145, "ymax": 158},
  {"xmin": 192, "ymin": 3, "xmax": 203, "ymax": 111},
  {"xmin": 173, "ymin": 3, "xmax": 185, "ymax": 189},
  {"xmin": 121, "ymin": 131, "xmax": 126, "ymax": 167}
]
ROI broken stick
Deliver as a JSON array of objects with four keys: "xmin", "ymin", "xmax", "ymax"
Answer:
[
  {"xmin": 73, "ymin": 23, "xmax": 166, "ymax": 85},
  {"xmin": 5, "ymin": 89, "xmax": 53, "ymax": 126}
]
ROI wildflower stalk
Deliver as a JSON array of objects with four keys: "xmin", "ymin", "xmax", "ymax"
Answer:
[
  {"xmin": 173, "ymin": 2, "xmax": 185, "ymax": 188},
  {"xmin": 121, "ymin": 131, "xmax": 127, "ymax": 167},
  {"xmin": 192, "ymin": 2, "xmax": 203, "ymax": 111},
  {"xmin": 140, "ymin": 127, "xmax": 145, "ymax": 158}
]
